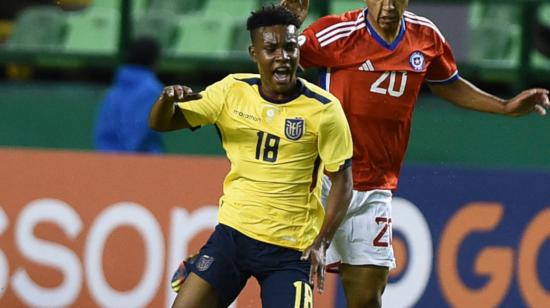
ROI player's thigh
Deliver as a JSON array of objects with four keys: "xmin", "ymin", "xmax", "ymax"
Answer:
[
  {"xmin": 340, "ymin": 264, "xmax": 389, "ymax": 295},
  {"xmin": 172, "ymin": 272, "xmax": 220, "ymax": 308},
  {"xmin": 184, "ymin": 225, "xmax": 249, "ymax": 307},
  {"xmin": 259, "ymin": 270, "xmax": 313, "ymax": 308},
  {"xmin": 327, "ymin": 190, "xmax": 396, "ymax": 268}
]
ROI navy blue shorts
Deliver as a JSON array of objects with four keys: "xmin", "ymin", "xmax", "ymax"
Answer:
[{"xmin": 188, "ymin": 224, "xmax": 313, "ymax": 308}]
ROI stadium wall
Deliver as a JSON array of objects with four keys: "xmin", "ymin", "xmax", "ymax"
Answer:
[
  {"xmin": 1, "ymin": 149, "xmax": 549, "ymax": 307},
  {"xmin": 1, "ymin": 82, "xmax": 549, "ymax": 170}
]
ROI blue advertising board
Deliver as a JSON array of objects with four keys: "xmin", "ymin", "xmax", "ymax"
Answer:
[{"xmin": 335, "ymin": 165, "xmax": 550, "ymax": 307}]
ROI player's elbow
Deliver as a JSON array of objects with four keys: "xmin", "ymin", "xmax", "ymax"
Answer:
[{"xmin": 148, "ymin": 113, "xmax": 191, "ymax": 132}]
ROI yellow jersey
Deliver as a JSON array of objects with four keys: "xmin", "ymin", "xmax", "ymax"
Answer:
[{"xmin": 177, "ymin": 73, "xmax": 352, "ymax": 250}]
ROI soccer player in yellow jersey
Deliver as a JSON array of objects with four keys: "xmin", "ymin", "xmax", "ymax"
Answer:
[{"xmin": 149, "ymin": 5, "xmax": 353, "ymax": 308}]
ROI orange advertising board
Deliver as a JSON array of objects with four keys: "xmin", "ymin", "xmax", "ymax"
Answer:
[{"xmin": 0, "ymin": 148, "xmax": 337, "ymax": 307}]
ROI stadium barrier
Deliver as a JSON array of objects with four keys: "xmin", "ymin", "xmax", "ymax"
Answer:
[
  {"xmin": 1, "ymin": 148, "xmax": 549, "ymax": 307},
  {"xmin": 0, "ymin": 148, "xmax": 337, "ymax": 307}
]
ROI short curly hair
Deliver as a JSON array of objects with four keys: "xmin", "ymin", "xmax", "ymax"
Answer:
[
  {"xmin": 246, "ymin": 5, "xmax": 302, "ymax": 42},
  {"xmin": 125, "ymin": 36, "xmax": 160, "ymax": 67}
]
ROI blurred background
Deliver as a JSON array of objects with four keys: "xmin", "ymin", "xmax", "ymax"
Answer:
[
  {"xmin": 1, "ymin": 1, "xmax": 550, "ymax": 307},
  {"xmin": 0, "ymin": 0, "xmax": 548, "ymax": 168}
]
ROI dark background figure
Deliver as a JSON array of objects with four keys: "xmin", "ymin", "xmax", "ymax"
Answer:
[
  {"xmin": 0, "ymin": 0, "xmax": 53, "ymax": 19},
  {"xmin": 94, "ymin": 36, "xmax": 164, "ymax": 153},
  {"xmin": 534, "ymin": 16, "xmax": 550, "ymax": 57}
]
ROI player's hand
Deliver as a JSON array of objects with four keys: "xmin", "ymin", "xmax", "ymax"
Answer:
[
  {"xmin": 504, "ymin": 88, "xmax": 549, "ymax": 116},
  {"xmin": 280, "ymin": 0, "xmax": 309, "ymax": 23},
  {"xmin": 159, "ymin": 85, "xmax": 202, "ymax": 104},
  {"xmin": 301, "ymin": 239, "xmax": 327, "ymax": 293}
]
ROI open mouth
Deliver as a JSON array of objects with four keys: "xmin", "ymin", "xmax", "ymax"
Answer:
[{"xmin": 273, "ymin": 67, "xmax": 292, "ymax": 83}]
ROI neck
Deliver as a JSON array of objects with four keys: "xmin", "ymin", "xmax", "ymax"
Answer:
[
  {"xmin": 259, "ymin": 80, "xmax": 301, "ymax": 103},
  {"xmin": 367, "ymin": 14, "xmax": 401, "ymax": 44}
]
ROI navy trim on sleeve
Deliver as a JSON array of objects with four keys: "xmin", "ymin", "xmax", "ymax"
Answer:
[
  {"xmin": 338, "ymin": 159, "xmax": 352, "ymax": 171},
  {"xmin": 302, "ymin": 87, "xmax": 332, "ymax": 105},
  {"xmin": 426, "ymin": 72, "xmax": 460, "ymax": 85},
  {"xmin": 235, "ymin": 77, "xmax": 260, "ymax": 86}
]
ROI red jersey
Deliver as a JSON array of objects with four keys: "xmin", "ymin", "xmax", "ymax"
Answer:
[{"xmin": 300, "ymin": 9, "xmax": 459, "ymax": 191}]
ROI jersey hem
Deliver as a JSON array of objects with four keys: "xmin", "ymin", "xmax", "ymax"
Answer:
[
  {"xmin": 352, "ymin": 183, "xmax": 397, "ymax": 192},
  {"xmin": 218, "ymin": 220, "xmax": 307, "ymax": 252}
]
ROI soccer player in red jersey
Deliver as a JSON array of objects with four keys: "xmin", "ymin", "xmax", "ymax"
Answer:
[{"xmin": 282, "ymin": 0, "xmax": 550, "ymax": 307}]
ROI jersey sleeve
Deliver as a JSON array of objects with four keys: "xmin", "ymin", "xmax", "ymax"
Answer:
[
  {"xmin": 425, "ymin": 39, "xmax": 459, "ymax": 83},
  {"xmin": 299, "ymin": 16, "xmax": 344, "ymax": 69},
  {"xmin": 176, "ymin": 76, "xmax": 231, "ymax": 127},
  {"xmin": 318, "ymin": 101, "xmax": 353, "ymax": 172}
]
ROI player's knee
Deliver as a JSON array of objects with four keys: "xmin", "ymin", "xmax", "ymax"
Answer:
[
  {"xmin": 344, "ymin": 281, "xmax": 384, "ymax": 308},
  {"xmin": 340, "ymin": 264, "xmax": 388, "ymax": 308},
  {"xmin": 348, "ymin": 290, "xmax": 382, "ymax": 308}
]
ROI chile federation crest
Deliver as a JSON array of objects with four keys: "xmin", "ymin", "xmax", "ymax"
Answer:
[{"xmin": 409, "ymin": 51, "xmax": 425, "ymax": 72}]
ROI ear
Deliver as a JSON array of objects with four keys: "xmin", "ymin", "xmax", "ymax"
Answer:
[{"xmin": 248, "ymin": 45, "xmax": 257, "ymax": 63}]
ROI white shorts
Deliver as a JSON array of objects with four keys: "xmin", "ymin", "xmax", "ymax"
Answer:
[{"xmin": 321, "ymin": 175, "xmax": 396, "ymax": 269}]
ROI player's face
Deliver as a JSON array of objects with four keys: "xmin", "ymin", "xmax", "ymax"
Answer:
[
  {"xmin": 249, "ymin": 25, "xmax": 300, "ymax": 100},
  {"xmin": 365, "ymin": 0, "xmax": 408, "ymax": 32}
]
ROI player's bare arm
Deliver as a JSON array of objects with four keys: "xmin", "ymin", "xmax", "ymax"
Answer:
[
  {"xmin": 148, "ymin": 85, "xmax": 202, "ymax": 131},
  {"xmin": 280, "ymin": 0, "xmax": 309, "ymax": 23},
  {"xmin": 302, "ymin": 166, "xmax": 352, "ymax": 293},
  {"xmin": 429, "ymin": 77, "xmax": 550, "ymax": 116}
]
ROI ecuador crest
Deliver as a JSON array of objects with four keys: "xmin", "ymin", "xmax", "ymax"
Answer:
[{"xmin": 285, "ymin": 118, "xmax": 305, "ymax": 141}]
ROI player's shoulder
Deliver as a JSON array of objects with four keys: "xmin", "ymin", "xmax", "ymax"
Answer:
[
  {"xmin": 226, "ymin": 73, "xmax": 261, "ymax": 85},
  {"xmin": 211, "ymin": 73, "xmax": 261, "ymax": 91},
  {"xmin": 306, "ymin": 8, "xmax": 365, "ymax": 34},
  {"xmin": 299, "ymin": 78, "xmax": 340, "ymax": 106},
  {"xmin": 403, "ymin": 11, "xmax": 447, "ymax": 42}
]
